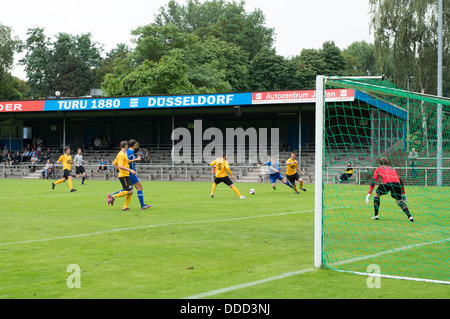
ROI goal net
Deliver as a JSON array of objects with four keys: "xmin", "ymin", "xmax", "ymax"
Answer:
[{"xmin": 314, "ymin": 75, "xmax": 450, "ymax": 284}]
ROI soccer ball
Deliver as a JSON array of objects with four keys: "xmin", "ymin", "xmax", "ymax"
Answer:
[{"xmin": 249, "ymin": 188, "xmax": 255, "ymax": 195}]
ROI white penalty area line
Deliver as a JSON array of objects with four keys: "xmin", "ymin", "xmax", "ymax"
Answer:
[
  {"xmin": 184, "ymin": 221, "xmax": 450, "ymax": 299},
  {"xmin": 183, "ymin": 268, "xmax": 316, "ymax": 299},
  {"xmin": 329, "ymin": 236, "xmax": 450, "ymax": 285},
  {"xmin": 0, "ymin": 209, "xmax": 314, "ymax": 247}
]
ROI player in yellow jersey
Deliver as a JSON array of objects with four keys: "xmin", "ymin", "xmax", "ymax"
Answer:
[
  {"xmin": 210, "ymin": 153, "xmax": 246, "ymax": 199},
  {"xmin": 286, "ymin": 152, "xmax": 307, "ymax": 193},
  {"xmin": 52, "ymin": 147, "xmax": 76, "ymax": 192},
  {"xmin": 107, "ymin": 141, "xmax": 136, "ymax": 211}
]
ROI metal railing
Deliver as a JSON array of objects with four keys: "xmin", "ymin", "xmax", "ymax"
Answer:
[{"xmin": 0, "ymin": 163, "xmax": 277, "ymax": 183}]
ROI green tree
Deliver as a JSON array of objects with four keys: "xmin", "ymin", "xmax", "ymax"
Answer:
[
  {"xmin": 0, "ymin": 24, "xmax": 21, "ymax": 100},
  {"xmin": 131, "ymin": 23, "xmax": 191, "ymax": 64},
  {"xmin": 103, "ymin": 50, "xmax": 196, "ymax": 96},
  {"xmin": 370, "ymin": 0, "xmax": 450, "ymax": 152},
  {"xmin": 155, "ymin": 0, "xmax": 274, "ymax": 59},
  {"xmin": 93, "ymin": 43, "xmax": 131, "ymax": 88},
  {"xmin": 184, "ymin": 36, "xmax": 249, "ymax": 92},
  {"xmin": 20, "ymin": 28, "xmax": 103, "ymax": 97},
  {"xmin": 369, "ymin": 0, "xmax": 449, "ymax": 95},
  {"xmin": 249, "ymin": 47, "xmax": 287, "ymax": 91},
  {"xmin": 342, "ymin": 41, "xmax": 378, "ymax": 76}
]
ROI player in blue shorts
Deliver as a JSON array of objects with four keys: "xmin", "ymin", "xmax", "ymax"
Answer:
[
  {"xmin": 112, "ymin": 139, "xmax": 152, "ymax": 210},
  {"xmin": 257, "ymin": 157, "xmax": 295, "ymax": 192}
]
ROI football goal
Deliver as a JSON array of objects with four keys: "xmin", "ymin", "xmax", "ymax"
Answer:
[{"xmin": 314, "ymin": 75, "xmax": 450, "ymax": 285}]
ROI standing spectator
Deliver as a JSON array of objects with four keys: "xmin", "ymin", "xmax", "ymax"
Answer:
[
  {"xmin": 37, "ymin": 136, "xmax": 43, "ymax": 146},
  {"xmin": 2, "ymin": 146, "xmax": 8, "ymax": 160},
  {"xmin": 408, "ymin": 148, "xmax": 418, "ymax": 178},
  {"xmin": 97, "ymin": 158, "xmax": 107, "ymax": 173}
]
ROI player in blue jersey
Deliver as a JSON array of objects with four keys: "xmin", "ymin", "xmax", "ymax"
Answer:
[
  {"xmin": 257, "ymin": 157, "xmax": 296, "ymax": 192},
  {"xmin": 112, "ymin": 139, "xmax": 152, "ymax": 210}
]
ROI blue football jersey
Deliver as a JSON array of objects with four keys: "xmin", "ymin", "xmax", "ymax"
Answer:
[{"xmin": 127, "ymin": 149, "xmax": 136, "ymax": 172}]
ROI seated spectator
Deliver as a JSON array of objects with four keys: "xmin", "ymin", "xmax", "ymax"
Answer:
[
  {"xmin": 14, "ymin": 151, "xmax": 21, "ymax": 166},
  {"xmin": 137, "ymin": 148, "xmax": 144, "ymax": 158},
  {"xmin": 143, "ymin": 148, "xmax": 151, "ymax": 163},
  {"xmin": 101, "ymin": 137, "xmax": 108, "ymax": 150},
  {"xmin": 42, "ymin": 160, "xmax": 54, "ymax": 179},
  {"xmin": 6, "ymin": 152, "xmax": 14, "ymax": 166},
  {"xmin": 30, "ymin": 147, "xmax": 37, "ymax": 160},
  {"xmin": 108, "ymin": 160, "xmax": 118, "ymax": 174},
  {"xmin": 34, "ymin": 147, "xmax": 42, "ymax": 163},
  {"xmin": 22, "ymin": 148, "xmax": 30, "ymax": 162},
  {"xmin": 97, "ymin": 158, "xmax": 107, "ymax": 173},
  {"xmin": 29, "ymin": 152, "xmax": 38, "ymax": 172},
  {"xmin": 87, "ymin": 137, "xmax": 94, "ymax": 150},
  {"xmin": 45, "ymin": 148, "xmax": 52, "ymax": 162},
  {"xmin": 94, "ymin": 137, "xmax": 101, "ymax": 150}
]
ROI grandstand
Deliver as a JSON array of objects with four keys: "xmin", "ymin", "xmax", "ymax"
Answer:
[
  {"xmin": 0, "ymin": 87, "xmax": 412, "ymax": 185},
  {"xmin": 0, "ymin": 143, "xmax": 317, "ymax": 183}
]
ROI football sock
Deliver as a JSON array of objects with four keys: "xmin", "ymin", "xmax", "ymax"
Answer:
[
  {"xmin": 374, "ymin": 196, "xmax": 380, "ymax": 216},
  {"xmin": 68, "ymin": 179, "xmax": 73, "ymax": 189},
  {"xmin": 113, "ymin": 190, "xmax": 128, "ymax": 198},
  {"xmin": 124, "ymin": 194, "xmax": 132, "ymax": 209},
  {"xmin": 54, "ymin": 179, "xmax": 64, "ymax": 185},
  {"xmin": 299, "ymin": 181, "xmax": 304, "ymax": 189},
  {"xmin": 285, "ymin": 181, "xmax": 293, "ymax": 188},
  {"xmin": 293, "ymin": 185, "xmax": 298, "ymax": 192},
  {"xmin": 137, "ymin": 190, "xmax": 145, "ymax": 207},
  {"xmin": 398, "ymin": 201, "xmax": 412, "ymax": 218},
  {"xmin": 231, "ymin": 186, "xmax": 242, "ymax": 197},
  {"xmin": 82, "ymin": 176, "xmax": 85, "ymax": 184},
  {"xmin": 112, "ymin": 190, "xmax": 123, "ymax": 196},
  {"xmin": 211, "ymin": 183, "xmax": 217, "ymax": 194}
]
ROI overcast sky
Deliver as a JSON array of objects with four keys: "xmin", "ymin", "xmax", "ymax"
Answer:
[{"xmin": 3, "ymin": 0, "xmax": 373, "ymax": 80}]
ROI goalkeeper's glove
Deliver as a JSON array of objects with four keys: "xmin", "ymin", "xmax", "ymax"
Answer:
[
  {"xmin": 402, "ymin": 194, "xmax": 407, "ymax": 202},
  {"xmin": 365, "ymin": 193, "xmax": 371, "ymax": 205}
]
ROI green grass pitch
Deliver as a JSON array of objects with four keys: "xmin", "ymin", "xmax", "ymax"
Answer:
[{"xmin": 0, "ymin": 178, "xmax": 448, "ymax": 299}]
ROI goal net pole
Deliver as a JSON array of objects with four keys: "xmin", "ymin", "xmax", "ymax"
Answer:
[
  {"xmin": 314, "ymin": 75, "xmax": 387, "ymax": 269},
  {"xmin": 314, "ymin": 75, "xmax": 325, "ymax": 268}
]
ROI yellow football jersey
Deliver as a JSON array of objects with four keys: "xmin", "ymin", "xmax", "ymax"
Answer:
[
  {"xmin": 115, "ymin": 151, "xmax": 130, "ymax": 177},
  {"xmin": 210, "ymin": 158, "xmax": 232, "ymax": 178},
  {"xmin": 286, "ymin": 158, "xmax": 298, "ymax": 176},
  {"xmin": 58, "ymin": 154, "xmax": 72, "ymax": 171}
]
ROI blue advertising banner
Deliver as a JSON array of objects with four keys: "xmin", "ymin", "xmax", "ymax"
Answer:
[{"xmin": 44, "ymin": 93, "xmax": 253, "ymax": 112}]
